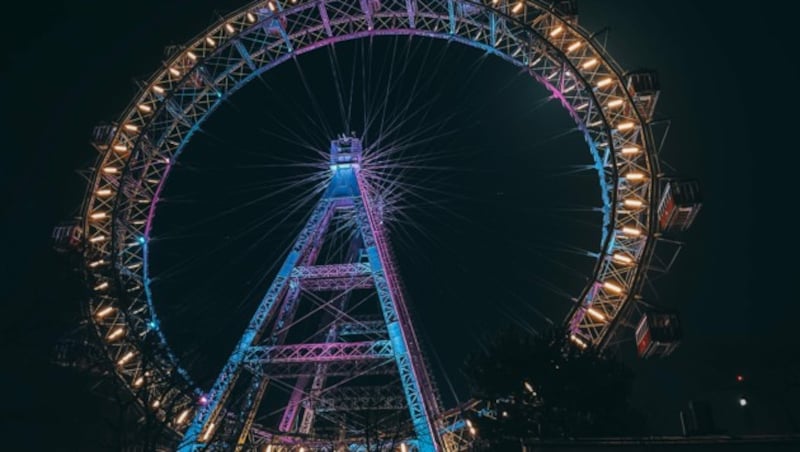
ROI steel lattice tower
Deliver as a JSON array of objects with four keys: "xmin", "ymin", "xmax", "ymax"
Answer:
[{"xmin": 178, "ymin": 137, "xmax": 442, "ymax": 451}]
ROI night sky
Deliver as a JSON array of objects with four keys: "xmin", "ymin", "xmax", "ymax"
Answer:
[{"xmin": 2, "ymin": 1, "xmax": 799, "ymax": 449}]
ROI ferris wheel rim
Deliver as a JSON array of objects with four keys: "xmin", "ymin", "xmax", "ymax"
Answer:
[{"xmin": 78, "ymin": 0, "xmax": 660, "ymax": 445}]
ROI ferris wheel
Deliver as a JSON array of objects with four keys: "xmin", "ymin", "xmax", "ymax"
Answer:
[{"xmin": 55, "ymin": 0, "xmax": 701, "ymax": 450}]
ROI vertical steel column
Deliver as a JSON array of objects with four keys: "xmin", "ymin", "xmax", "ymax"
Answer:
[
  {"xmin": 279, "ymin": 373, "xmax": 310, "ymax": 432},
  {"xmin": 234, "ymin": 280, "xmax": 304, "ymax": 448},
  {"xmin": 352, "ymin": 187, "xmax": 441, "ymax": 450},
  {"xmin": 299, "ymin": 323, "xmax": 340, "ymax": 433}
]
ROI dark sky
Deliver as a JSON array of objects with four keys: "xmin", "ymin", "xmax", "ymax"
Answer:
[{"xmin": 2, "ymin": 1, "xmax": 799, "ymax": 449}]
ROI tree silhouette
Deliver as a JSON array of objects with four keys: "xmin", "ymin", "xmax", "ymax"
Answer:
[{"xmin": 464, "ymin": 327, "xmax": 644, "ymax": 445}]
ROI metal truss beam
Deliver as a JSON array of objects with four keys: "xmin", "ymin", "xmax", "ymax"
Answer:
[
  {"xmin": 245, "ymin": 340, "xmax": 393, "ymax": 365},
  {"xmin": 292, "ymin": 263, "xmax": 374, "ymax": 291},
  {"xmin": 300, "ymin": 276, "xmax": 374, "ymax": 292},
  {"xmin": 317, "ymin": 385, "xmax": 407, "ymax": 412},
  {"xmin": 245, "ymin": 359, "xmax": 396, "ymax": 379},
  {"xmin": 291, "ymin": 263, "xmax": 371, "ymax": 280},
  {"xmin": 337, "ymin": 319, "xmax": 387, "ymax": 337}
]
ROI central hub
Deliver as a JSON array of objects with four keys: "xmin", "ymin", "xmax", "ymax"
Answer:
[{"xmin": 330, "ymin": 135, "xmax": 363, "ymax": 170}]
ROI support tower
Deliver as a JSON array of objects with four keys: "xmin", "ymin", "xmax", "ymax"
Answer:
[{"xmin": 179, "ymin": 137, "xmax": 442, "ymax": 451}]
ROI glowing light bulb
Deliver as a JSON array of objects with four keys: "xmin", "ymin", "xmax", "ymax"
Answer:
[
  {"xmin": 586, "ymin": 307, "xmax": 607, "ymax": 321},
  {"xmin": 582, "ymin": 58, "xmax": 599, "ymax": 69},
  {"xmin": 621, "ymin": 226, "xmax": 641, "ymax": 237},
  {"xmin": 176, "ymin": 409, "xmax": 191, "ymax": 425},
  {"xmin": 201, "ymin": 423, "xmax": 215, "ymax": 441},
  {"xmin": 612, "ymin": 253, "xmax": 633, "ymax": 264},
  {"xmin": 624, "ymin": 198, "xmax": 643, "ymax": 208},
  {"xmin": 107, "ymin": 328, "xmax": 125, "ymax": 340},
  {"xmin": 603, "ymin": 281, "xmax": 624, "ymax": 294},
  {"xmin": 617, "ymin": 121, "xmax": 636, "ymax": 131},
  {"xmin": 96, "ymin": 306, "xmax": 114, "ymax": 318},
  {"xmin": 118, "ymin": 351, "xmax": 135, "ymax": 365},
  {"xmin": 94, "ymin": 281, "xmax": 109, "ymax": 291},
  {"xmin": 569, "ymin": 334, "xmax": 588, "ymax": 348},
  {"xmin": 550, "ymin": 26, "xmax": 564, "ymax": 37},
  {"xmin": 596, "ymin": 77, "xmax": 613, "ymax": 88}
]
